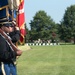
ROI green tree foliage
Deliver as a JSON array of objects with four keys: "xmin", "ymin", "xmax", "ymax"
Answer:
[
  {"xmin": 25, "ymin": 23, "xmax": 31, "ymax": 43},
  {"xmin": 29, "ymin": 10, "xmax": 57, "ymax": 41},
  {"xmin": 59, "ymin": 5, "xmax": 75, "ymax": 43}
]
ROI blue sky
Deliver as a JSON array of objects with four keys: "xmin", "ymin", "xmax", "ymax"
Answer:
[{"xmin": 25, "ymin": 0, "xmax": 75, "ymax": 29}]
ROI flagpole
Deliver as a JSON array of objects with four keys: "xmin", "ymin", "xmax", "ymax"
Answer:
[{"xmin": 11, "ymin": 0, "xmax": 14, "ymax": 20}]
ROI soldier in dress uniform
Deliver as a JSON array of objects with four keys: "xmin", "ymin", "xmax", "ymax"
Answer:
[
  {"xmin": 0, "ymin": 22, "xmax": 20, "ymax": 75},
  {"xmin": 9, "ymin": 21, "xmax": 20, "ymax": 45}
]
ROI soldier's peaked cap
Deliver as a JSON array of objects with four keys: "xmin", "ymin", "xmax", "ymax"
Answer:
[{"xmin": 0, "ymin": 22, "xmax": 14, "ymax": 27}]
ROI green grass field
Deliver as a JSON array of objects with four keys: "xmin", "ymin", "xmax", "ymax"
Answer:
[{"xmin": 17, "ymin": 45, "xmax": 75, "ymax": 75}]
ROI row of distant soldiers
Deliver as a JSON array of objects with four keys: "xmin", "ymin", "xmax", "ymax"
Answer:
[{"xmin": 27, "ymin": 39, "xmax": 59, "ymax": 44}]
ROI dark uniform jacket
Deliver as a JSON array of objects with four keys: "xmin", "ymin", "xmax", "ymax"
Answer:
[
  {"xmin": 0, "ymin": 34, "xmax": 16, "ymax": 63},
  {"xmin": 9, "ymin": 30, "xmax": 20, "ymax": 44}
]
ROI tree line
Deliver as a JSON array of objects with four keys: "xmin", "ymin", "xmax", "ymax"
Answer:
[{"xmin": 25, "ymin": 5, "xmax": 75, "ymax": 44}]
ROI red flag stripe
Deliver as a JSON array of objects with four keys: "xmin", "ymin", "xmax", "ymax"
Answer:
[{"xmin": 17, "ymin": 0, "xmax": 26, "ymax": 44}]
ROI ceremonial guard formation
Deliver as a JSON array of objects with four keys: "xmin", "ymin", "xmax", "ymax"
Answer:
[{"xmin": 0, "ymin": 0, "xmax": 25, "ymax": 75}]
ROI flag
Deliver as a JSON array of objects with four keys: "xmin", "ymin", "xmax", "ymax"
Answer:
[
  {"xmin": 0, "ymin": 0, "xmax": 8, "ymax": 8},
  {"xmin": 0, "ymin": 0, "xmax": 8, "ymax": 18},
  {"xmin": 16, "ymin": 0, "xmax": 26, "ymax": 44},
  {"xmin": 0, "ymin": 0, "xmax": 12, "ymax": 22},
  {"xmin": 0, "ymin": 0, "xmax": 26, "ymax": 44},
  {"xmin": 8, "ymin": 0, "xmax": 19, "ymax": 10}
]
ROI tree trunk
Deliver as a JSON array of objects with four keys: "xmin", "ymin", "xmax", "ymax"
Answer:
[{"xmin": 74, "ymin": 36, "xmax": 75, "ymax": 44}]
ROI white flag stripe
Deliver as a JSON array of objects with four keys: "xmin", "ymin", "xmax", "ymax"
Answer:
[
  {"xmin": 8, "ymin": 0, "xmax": 20, "ymax": 10},
  {"xmin": 19, "ymin": 7, "xmax": 24, "ymax": 14}
]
